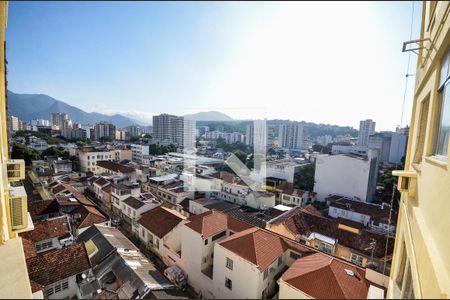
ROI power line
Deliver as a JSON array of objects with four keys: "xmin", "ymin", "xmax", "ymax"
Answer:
[{"xmin": 400, "ymin": 1, "xmax": 416, "ymax": 128}]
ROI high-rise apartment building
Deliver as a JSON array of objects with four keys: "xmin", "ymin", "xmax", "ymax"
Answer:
[
  {"xmin": 388, "ymin": 1, "xmax": 450, "ymax": 298},
  {"xmin": 357, "ymin": 119, "xmax": 376, "ymax": 146},
  {"xmin": 0, "ymin": 3, "xmax": 35, "ymax": 297},
  {"xmin": 245, "ymin": 121, "xmax": 268, "ymax": 148},
  {"xmin": 51, "ymin": 112, "xmax": 72, "ymax": 130},
  {"xmin": 152, "ymin": 114, "xmax": 195, "ymax": 147},
  {"xmin": 7, "ymin": 115, "xmax": 19, "ymax": 132},
  {"xmin": 278, "ymin": 122, "xmax": 307, "ymax": 150},
  {"xmin": 93, "ymin": 121, "xmax": 116, "ymax": 140}
]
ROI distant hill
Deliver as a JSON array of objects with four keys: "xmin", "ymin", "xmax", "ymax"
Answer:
[
  {"xmin": 184, "ymin": 111, "xmax": 234, "ymax": 121},
  {"xmin": 7, "ymin": 91, "xmax": 141, "ymax": 128}
]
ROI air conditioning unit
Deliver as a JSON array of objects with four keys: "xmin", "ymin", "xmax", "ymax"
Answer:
[
  {"xmin": 7, "ymin": 159, "xmax": 25, "ymax": 182},
  {"xmin": 392, "ymin": 170, "xmax": 417, "ymax": 198},
  {"xmin": 9, "ymin": 186, "xmax": 28, "ymax": 231}
]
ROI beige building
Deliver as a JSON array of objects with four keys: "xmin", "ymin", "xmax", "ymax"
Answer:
[
  {"xmin": 388, "ymin": 1, "xmax": 450, "ymax": 298},
  {"xmin": 77, "ymin": 147, "xmax": 112, "ymax": 174}
]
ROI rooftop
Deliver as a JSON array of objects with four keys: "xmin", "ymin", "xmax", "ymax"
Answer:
[
  {"xmin": 138, "ymin": 206, "xmax": 186, "ymax": 238},
  {"xmin": 218, "ymin": 227, "xmax": 288, "ymax": 271},
  {"xmin": 123, "ymin": 196, "xmax": 146, "ymax": 210},
  {"xmin": 26, "ymin": 243, "xmax": 91, "ymax": 292},
  {"xmin": 329, "ymin": 196, "xmax": 395, "ymax": 222},
  {"xmin": 185, "ymin": 210, "xmax": 253, "ymax": 238},
  {"xmin": 97, "ymin": 160, "xmax": 135, "ymax": 174},
  {"xmin": 20, "ymin": 216, "xmax": 70, "ymax": 242},
  {"xmin": 281, "ymin": 253, "xmax": 369, "ymax": 299}
]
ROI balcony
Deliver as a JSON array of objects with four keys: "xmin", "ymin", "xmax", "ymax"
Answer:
[
  {"xmin": 7, "ymin": 159, "xmax": 25, "ymax": 182},
  {"xmin": 0, "ymin": 237, "xmax": 34, "ymax": 299}
]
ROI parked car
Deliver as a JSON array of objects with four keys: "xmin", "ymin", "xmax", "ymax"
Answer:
[{"xmin": 164, "ymin": 265, "xmax": 187, "ymax": 291}]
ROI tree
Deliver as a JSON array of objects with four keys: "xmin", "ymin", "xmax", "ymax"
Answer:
[
  {"xmin": 374, "ymin": 164, "xmax": 402, "ymax": 211},
  {"xmin": 130, "ymin": 136, "xmax": 140, "ymax": 143},
  {"xmin": 294, "ymin": 163, "xmax": 316, "ymax": 191},
  {"xmin": 41, "ymin": 146, "xmax": 69, "ymax": 158},
  {"xmin": 99, "ymin": 136, "xmax": 113, "ymax": 143},
  {"xmin": 11, "ymin": 144, "xmax": 41, "ymax": 165}
]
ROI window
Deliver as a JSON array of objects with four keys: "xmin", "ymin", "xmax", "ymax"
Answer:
[
  {"xmin": 212, "ymin": 231, "xmax": 227, "ymax": 242},
  {"xmin": 226, "ymin": 257, "xmax": 233, "ymax": 270},
  {"xmin": 290, "ymin": 251, "xmax": 301, "ymax": 260},
  {"xmin": 263, "ymin": 269, "xmax": 268, "ymax": 280},
  {"xmin": 35, "ymin": 240, "xmax": 53, "ymax": 252},
  {"xmin": 155, "ymin": 239, "xmax": 160, "ymax": 249},
  {"xmin": 225, "ymin": 277, "xmax": 232, "ymax": 290},
  {"xmin": 277, "ymin": 256, "xmax": 282, "ymax": 267},
  {"xmin": 46, "ymin": 279, "xmax": 69, "ymax": 296},
  {"xmin": 318, "ymin": 242, "xmax": 333, "ymax": 254},
  {"xmin": 204, "ymin": 238, "xmax": 208, "ymax": 245},
  {"xmin": 434, "ymin": 53, "xmax": 450, "ymax": 159},
  {"xmin": 350, "ymin": 253, "xmax": 363, "ymax": 266},
  {"xmin": 413, "ymin": 98, "xmax": 429, "ymax": 163}
]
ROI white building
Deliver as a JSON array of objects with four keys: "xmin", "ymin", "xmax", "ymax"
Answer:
[
  {"xmin": 78, "ymin": 148, "xmax": 113, "ymax": 173},
  {"xmin": 278, "ymin": 122, "xmax": 307, "ymax": 150},
  {"xmin": 263, "ymin": 159, "xmax": 310, "ymax": 184},
  {"xmin": 152, "ymin": 114, "xmax": 195, "ymax": 147},
  {"xmin": 331, "ymin": 145, "xmax": 368, "ymax": 156},
  {"xmin": 314, "ymin": 150, "xmax": 379, "ymax": 202},
  {"xmin": 368, "ymin": 132, "xmax": 407, "ymax": 164},
  {"xmin": 131, "ymin": 144, "xmax": 150, "ymax": 164},
  {"xmin": 357, "ymin": 119, "xmax": 376, "ymax": 146},
  {"xmin": 245, "ymin": 121, "xmax": 268, "ymax": 147}
]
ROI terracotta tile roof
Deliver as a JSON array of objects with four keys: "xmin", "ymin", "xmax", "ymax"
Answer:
[
  {"xmin": 138, "ymin": 206, "xmax": 185, "ymax": 238},
  {"xmin": 61, "ymin": 183, "xmax": 95, "ymax": 207},
  {"xmin": 51, "ymin": 184, "xmax": 67, "ymax": 194},
  {"xmin": 210, "ymin": 171, "xmax": 247, "ymax": 186},
  {"xmin": 93, "ymin": 177, "xmax": 109, "ymax": 187},
  {"xmin": 22, "ymin": 236, "xmax": 37, "ymax": 260},
  {"xmin": 280, "ymin": 253, "xmax": 369, "ymax": 299},
  {"xmin": 302, "ymin": 204, "xmax": 323, "ymax": 217},
  {"xmin": 26, "ymin": 243, "xmax": 91, "ymax": 289},
  {"xmin": 97, "ymin": 160, "xmax": 134, "ymax": 174},
  {"xmin": 123, "ymin": 196, "xmax": 145, "ymax": 210},
  {"xmin": 270, "ymin": 207, "xmax": 394, "ymax": 258},
  {"xmin": 72, "ymin": 205, "xmax": 107, "ymax": 230},
  {"xmin": 20, "ymin": 216, "xmax": 70, "ymax": 242},
  {"xmin": 218, "ymin": 227, "xmax": 288, "ymax": 271},
  {"xmin": 185, "ymin": 210, "xmax": 253, "ymax": 238},
  {"xmin": 282, "ymin": 187, "xmax": 306, "ymax": 197},
  {"xmin": 28, "ymin": 200, "xmax": 59, "ymax": 218}
]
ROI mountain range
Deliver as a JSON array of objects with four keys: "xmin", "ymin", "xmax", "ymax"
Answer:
[
  {"xmin": 6, "ymin": 91, "xmax": 237, "ymax": 128},
  {"xmin": 7, "ymin": 91, "xmax": 143, "ymax": 128}
]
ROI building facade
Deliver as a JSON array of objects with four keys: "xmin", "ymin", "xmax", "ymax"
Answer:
[
  {"xmin": 278, "ymin": 122, "xmax": 307, "ymax": 150},
  {"xmin": 93, "ymin": 122, "xmax": 116, "ymax": 140},
  {"xmin": 357, "ymin": 119, "xmax": 376, "ymax": 146},
  {"xmin": 388, "ymin": 1, "xmax": 450, "ymax": 298},
  {"xmin": 152, "ymin": 114, "xmax": 195, "ymax": 147}
]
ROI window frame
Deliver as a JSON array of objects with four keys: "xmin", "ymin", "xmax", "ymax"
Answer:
[
  {"xmin": 225, "ymin": 277, "xmax": 232, "ymax": 290},
  {"xmin": 226, "ymin": 257, "xmax": 233, "ymax": 270}
]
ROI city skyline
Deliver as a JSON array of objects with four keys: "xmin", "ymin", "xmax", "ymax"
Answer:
[{"xmin": 7, "ymin": 2, "xmax": 421, "ymax": 131}]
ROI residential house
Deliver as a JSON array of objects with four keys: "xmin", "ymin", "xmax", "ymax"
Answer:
[
  {"xmin": 137, "ymin": 206, "xmax": 187, "ymax": 266},
  {"xmin": 78, "ymin": 148, "xmax": 113, "ymax": 174},
  {"xmin": 120, "ymin": 195, "xmax": 160, "ymax": 229},
  {"xmin": 110, "ymin": 183, "xmax": 141, "ymax": 215},
  {"xmin": 327, "ymin": 195, "xmax": 397, "ymax": 235},
  {"xmin": 20, "ymin": 216, "xmax": 72, "ymax": 254},
  {"xmin": 279, "ymin": 188, "xmax": 317, "ymax": 207},
  {"xmin": 96, "ymin": 160, "xmax": 137, "ymax": 183},
  {"xmin": 266, "ymin": 207, "xmax": 394, "ymax": 271},
  {"xmin": 278, "ymin": 253, "xmax": 372, "ymax": 299},
  {"xmin": 26, "ymin": 243, "xmax": 93, "ymax": 299}
]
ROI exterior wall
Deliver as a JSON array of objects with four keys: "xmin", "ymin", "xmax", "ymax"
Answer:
[
  {"xmin": 46, "ymin": 275, "xmax": 78, "ymax": 300},
  {"xmin": 388, "ymin": 2, "xmax": 450, "ymax": 299},
  {"xmin": 328, "ymin": 206, "xmax": 371, "ymax": 226},
  {"xmin": 78, "ymin": 151, "xmax": 112, "ymax": 174},
  {"xmin": 279, "ymin": 281, "xmax": 311, "ymax": 299},
  {"xmin": 314, "ymin": 154, "xmax": 375, "ymax": 202},
  {"xmin": 213, "ymin": 244, "xmax": 261, "ymax": 299},
  {"xmin": 264, "ymin": 162, "xmax": 302, "ymax": 183}
]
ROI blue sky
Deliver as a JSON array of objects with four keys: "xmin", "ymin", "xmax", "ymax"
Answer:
[{"xmin": 6, "ymin": 1, "xmax": 422, "ymax": 130}]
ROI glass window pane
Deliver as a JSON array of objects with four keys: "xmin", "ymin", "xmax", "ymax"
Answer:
[
  {"xmin": 436, "ymin": 84, "xmax": 450, "ymax": 157},
  {"xmin": 440, "ymin": 51, "xmax": 450, "ymax": 87}
]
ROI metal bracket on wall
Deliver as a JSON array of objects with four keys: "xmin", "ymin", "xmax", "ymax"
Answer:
[{"xmin": 402, "ymin": 38, "xmax": 431, "ymax": 55}]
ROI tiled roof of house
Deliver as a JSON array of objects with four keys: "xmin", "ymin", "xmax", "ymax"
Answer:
[
  {"xmin": 26, "ymin": 243, "xmax": 91, "ymax": 290},
  {"xmin": 61, "ymin": 183, "xmax": 95, "ymax": 207},
  {"xmin": 270, "ymin": 207, "xmax": 394, "ymax": 258},
  {"xmin": 51, "ymin": 184, "xmax": 67, "ymax": 195},
  {"xmin": 123, "ymin": 196, "xmax": 145, "ymax": 210},
  {"xmin": 210, "ymin": 171, "xmax": 247, "ymax": 186},
  {"xmin": 28, "ymin": 199, "xmax": 59, "ymax": 218},
  {"xmin": 97, "ymin": 160, "xmax": 134, "ymax": 174},
  {"xmin": 329, "ymin": 197, "xmax": 396, "ymax": 223},
  {"xmin": 102, "ymin": 184, "xmax": 112, "ymax": 193},
  {"xmin": 218, "ymin": 227, "xmax": 288, "ymax": 271},
  {"xmin": 20, "ymin": 216, "xmax": 70, "ymax": 242},
  {"xmin": 282, "ymin": 188, "xmax": 306, "ymax": 197},
  {"xmin": 93, "ymin": 177, "xmax": 109, "ymax": 187},
  {"xmin": 138, "ymin": 206, "xmax": 185, "ymax": 238},
  {"xmin": 280, "ymin": 253, "xmax": 369, "ymax": 299},
  {"xmin": 185, "ymin": 210, "xmax": 253, "ymax": 238},
  {"xmin": 73, "ymin": 205, "xmax": 107, "ymax": 230},
  {"xmin": 22, "ymin": 236, "xmax": 37, "ymax": 260}
]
